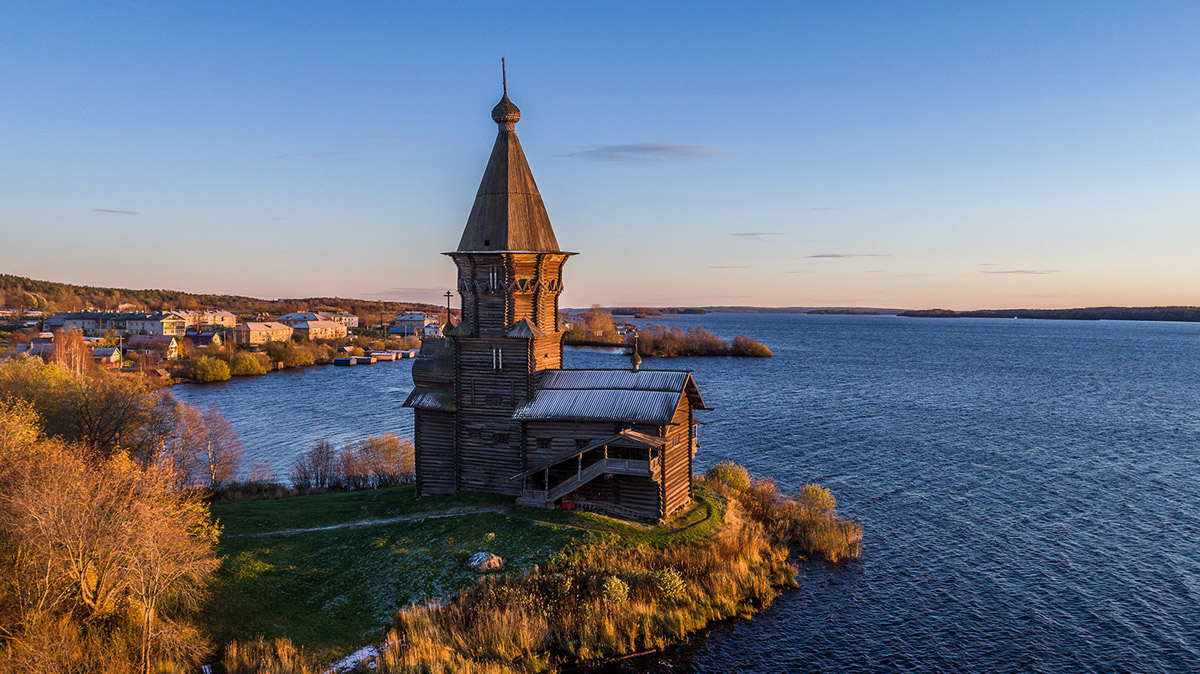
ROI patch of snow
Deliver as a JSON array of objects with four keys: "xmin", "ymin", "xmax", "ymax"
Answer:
[{"xmin": 327, "ymin": 645, "xmax": 379, "ymax": 673}]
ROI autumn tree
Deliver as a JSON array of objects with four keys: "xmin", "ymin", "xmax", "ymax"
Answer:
[
  {"xmin": 566, "ymin": 305, "xmax": 622, "ymax": 345},
  {"xmin": 198, "ymin": 405, "xmax": 241, "ymax": 489},
  {"xmin": 291, "ymin": 438, "xmax": 338, "ymax": 489},
  {"xmin": 50, "ymin": 328, "xmax": 91, "ymax": 377},
  {"xmin": 0, "ymin": 400, "xmax": 221, "ymax": 672}
]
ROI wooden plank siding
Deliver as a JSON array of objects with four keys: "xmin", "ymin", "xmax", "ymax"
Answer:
[
  {"xmin": 661, "ymin": 396, "xmax": 695, "ymax": 516},
  {"xmin": 414, "ymin": 409, "xmax": 456, "ymax": 495}
]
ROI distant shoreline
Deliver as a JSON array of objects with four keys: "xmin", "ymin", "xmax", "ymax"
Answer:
[{"xmin": 899, "ymin": 306, "xmax": 1200, "ymax": 323}]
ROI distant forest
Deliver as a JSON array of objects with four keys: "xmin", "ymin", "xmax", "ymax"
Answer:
[
  {"xmin": 0, "ymin": 274, "xmax": 444, "ymax": 321},
  {"xmin": 900, "ymin": 307, "xmax": 1200, "ymax": 323}
]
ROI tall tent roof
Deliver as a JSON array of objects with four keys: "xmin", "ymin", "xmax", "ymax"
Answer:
[{"xmin": 456, "ymin": 84, "xmax": 560, "ymax": 253}]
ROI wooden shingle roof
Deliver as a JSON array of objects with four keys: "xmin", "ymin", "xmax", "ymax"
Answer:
[{"xmin": 456, "ymin": 92, "xmax": 560, "ymax": 253}]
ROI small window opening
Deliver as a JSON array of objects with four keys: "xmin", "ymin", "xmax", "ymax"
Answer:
[{"xmin": 537, "ymin": 438, "xmax": 552, "ymax": 449}]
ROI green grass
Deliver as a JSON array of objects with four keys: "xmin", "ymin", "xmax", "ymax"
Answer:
[
  {"xmin": 204, "ymin": 485, "xmax": 725, "ymax": 663},
  {"xmin": 210, "ymin": 486, "xmax": 511, "ymax": 533}
]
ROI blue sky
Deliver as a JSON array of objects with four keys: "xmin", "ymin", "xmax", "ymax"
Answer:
[{"xmin": 2, "ymin": 2, "xmax": 1198, "ymax": 309}]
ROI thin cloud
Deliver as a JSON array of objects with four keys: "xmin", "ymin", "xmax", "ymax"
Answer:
[
  {"xmin": 94, "ymin": 208, "xmax": 138, "ymax": 215},
  {"xmin": 729, "ymin": 232, "xmax": 783, "ymax": 242},
  {"xmin": 784, "ymin": 270, "xmax": 814, "ymax": 274},
  {"xmin": 810, "ymin": 207, "xmax": 835, "ymax": 211},
  {"xmin": 977, "ymin": 262, "xmax": 1000, "ymax": 267},
  {"xmin": 707, "ymin": 265, "xmax": 749, "ymax": 269},
  {"xmin": 807, "ymin": 253, "xmax": 887, "ymax": 259},
  {"xmin": 563, "ymin": 143, "xmax": 719, "ymax": 164},
  {"xmin": 982, "ymin": 269, "xmax": 1061, "ymax": 275},
  {"xmin": 275, "ymin": 150, "xmax": 350, "ymax": 160}
]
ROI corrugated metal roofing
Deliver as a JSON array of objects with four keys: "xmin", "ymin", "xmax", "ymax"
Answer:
[
  {"xmin": 537, "ymin": 369, "xmax": 691, "ymax": 392},
  {"xmin": 403, "ymin": 386, "xmax": 456, "ymax": 412},
  {"xmin": 534, "ymin": 369, "xmax": 708, "ymax": 410},
  {"xmin": 512, "ymin": 389, "xmax": 681, "ymax": 424}
]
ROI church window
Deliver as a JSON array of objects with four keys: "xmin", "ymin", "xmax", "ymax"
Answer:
[{"xmin": 537, "ymin": 438, "xmax": 552, "ymax": 449}]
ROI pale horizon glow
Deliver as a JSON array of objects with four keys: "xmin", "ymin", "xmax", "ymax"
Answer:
[{"xmin": 2, "ymin": 3, "xmax": 1199, "ymax": 311}]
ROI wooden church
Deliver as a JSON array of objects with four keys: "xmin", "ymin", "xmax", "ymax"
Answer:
[{"xmin": 404, "ymin": 76, "xmax": 707, "ymax": 522}]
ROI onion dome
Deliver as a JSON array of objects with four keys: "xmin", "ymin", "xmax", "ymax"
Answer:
[
  {"xmin": 630, "ymin": 336, "xmax": 642, "ymax": 371},
  {"xmin": 492, "ymin": 94, "xmax": 521, "ymax": 131}
]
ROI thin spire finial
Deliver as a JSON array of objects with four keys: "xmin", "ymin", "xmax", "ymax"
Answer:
[{"xmin": 502, "ymin": 57, "xmax": 507, "ymax": 96}]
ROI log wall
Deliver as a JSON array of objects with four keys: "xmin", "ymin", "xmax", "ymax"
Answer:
[
  {"xmin": 414, "ymin": 409, "xmax": 456, "ymax": 495},
  {"xmin": 661, "ymin": 397, "xmax": 695, "ymax": 516}
]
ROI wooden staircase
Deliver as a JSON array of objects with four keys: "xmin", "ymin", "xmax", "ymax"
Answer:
[{"xmin": 517, "ymin": 458, "xmax": 658, "ymax": 507}]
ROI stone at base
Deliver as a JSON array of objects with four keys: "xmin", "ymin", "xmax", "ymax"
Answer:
[{"xmin": 468, "ymin": 551, "xmax": 504, "ymax": 572}]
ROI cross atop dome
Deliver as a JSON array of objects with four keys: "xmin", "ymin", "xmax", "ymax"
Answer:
[{"xmin": 492, "ymin": 58, "xmax": 521, "ymax": 131}]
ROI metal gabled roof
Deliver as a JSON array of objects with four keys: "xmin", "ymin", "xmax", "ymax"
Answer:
[
  {"xmin": 535, "ymin": 369, "xmax": 708, "ymax": 410},
  {"xmin": 512, "ymin": 388, "xmax": 682, "ymax": 424}
]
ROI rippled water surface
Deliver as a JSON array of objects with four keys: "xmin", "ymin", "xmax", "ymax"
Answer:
[{"xmin": 176, "ymin": 314, "xmax": 1200, "ymax": 672}]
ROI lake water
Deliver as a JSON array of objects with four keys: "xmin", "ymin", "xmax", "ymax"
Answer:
[{"xmin": 175, "ymin": 314, "xmax": 1200, "ymax": 673}]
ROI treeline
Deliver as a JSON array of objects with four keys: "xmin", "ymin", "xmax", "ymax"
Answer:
[
  {"xmin": 899, "ymin": 306, "xmax": 1200, "ymax": 322},
  {"xmin": 637, "ymin": 324, "xmax": 772, "ymax": 358},
  {"xmin": 607, "ymin": 307, "xmax": 708, "ymax": 316},
  {"xmin": 564, "ymin": 306, "xmax": 772, "ymax": 357},
  {"xmin": 290, "ymin": 436, "xmax": 414, "ymax": 490},
  {"xmin": 0, "ymin": 273, "xmax": 442, "ymax": 319},
  {"xmin": 182, "ymin": 334, "xmax": 422, "ymax": 383}
]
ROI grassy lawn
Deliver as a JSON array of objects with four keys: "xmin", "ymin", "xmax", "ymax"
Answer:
[
  {"xmin": 205, "ymin": 485, "xmax": 724, "ymax": 662},
  {"xmin": 210, "ymin": 486, "xmax": 511, "ymax": 533}
]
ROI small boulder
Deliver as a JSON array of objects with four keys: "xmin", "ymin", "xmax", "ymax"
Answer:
[{"xmin": 468, "ymin": 552, "xmax": 504, "ymax": 572}]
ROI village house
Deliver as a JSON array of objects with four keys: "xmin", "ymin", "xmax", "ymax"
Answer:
[
  {"xmin": 126, "ymin": 312, "xmax": 187, "ymax": 336},
  {"xmin": 321, "ymin": 311, "xmax": 358, "ymax": 328},
  {"xmin": 233, "ymin": 322, "xmax": 294, "ymax": 345},
  {"xmin": 90, "ymin": 347, "xmax": 122, "ymax": 366},
  {"xmin": 182, "ymin": 331, "xmax": 223, "ymax": 349},
  {"xmin": 392, "ymin": 312, "xmax": 436, "ymax": 335},
  {"xmin": 405, "ymin": 85, "xmax": 707, "ymax": 522},
  {"xmin": 178, "ymin": 310, "xmax": 237, "ymax": 329},
  {"xmin": 46, "ymin": 311, "xmax": 125, "ymax": 336},
  {"xmin": 275, "ymin": 311, "xmax": 322, "ymax": 326},
  {"xmin": 276, "ymin": 311, "xmax": 359, "ymax": 328},
  {"xmin": 203, "ymin": 311, "xmax": 237, "ymax": 329},
  {"xmin": 292, "ymin": 319, "xmax": 347, "ymax": 340},
  {"xmin": 3, "ymin": 342, "xmax": 54, "ymax": 360},
  {"xmin": 125, "ymin": 335, "xmax": 180, "ymax": 361}
]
